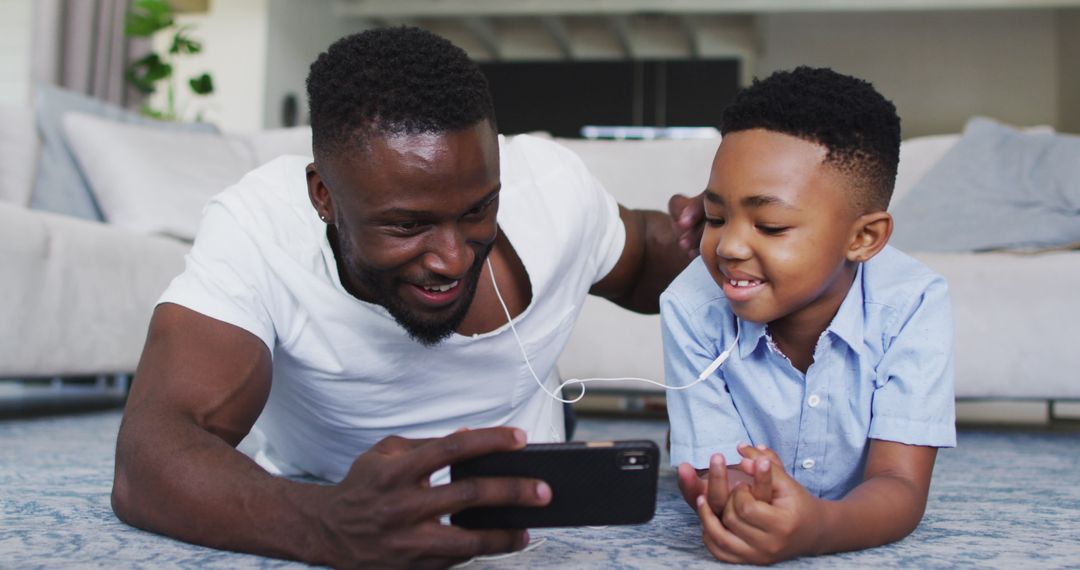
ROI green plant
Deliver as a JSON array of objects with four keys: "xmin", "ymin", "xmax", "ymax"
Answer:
[{"xmin": 124, "ymin": 0, "xmax": 214, "ymax": 121}]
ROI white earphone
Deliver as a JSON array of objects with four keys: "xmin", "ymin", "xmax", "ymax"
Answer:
[{"xmin": 486, "ymin": 258, "xmax": 738, "ymax": 406}]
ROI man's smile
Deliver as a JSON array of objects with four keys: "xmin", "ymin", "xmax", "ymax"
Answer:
[{"xmin": 406, "ymin": 279, "xmax": 465, "ymax": 308}]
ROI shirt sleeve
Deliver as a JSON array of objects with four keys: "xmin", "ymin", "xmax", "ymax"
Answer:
[
  {"xmin": 662, "ymin": 288, "xmax": 751, "ymax": 468},
  {"xmin": 157, "ymin": 197, "xmax": 277, "ymax": 352},
  {"xmin": 586, "ymin": 176, "xmax": 626, "ymax": 285},
  {"xmin": 869, "ymin": 276, "xmax": 957, "ymax": 447}
]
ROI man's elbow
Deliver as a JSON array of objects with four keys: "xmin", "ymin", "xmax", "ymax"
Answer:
[
  {"xmin": 111, "ymin": 469, "xmax": 133, "ymax": 523},
  {"xmin": 111, "ymin": 453, "xmax": 140, "ymax": 526},
  {"xmin": 111, "ymin": 427, "xmax": 151, "ymax": 528}
]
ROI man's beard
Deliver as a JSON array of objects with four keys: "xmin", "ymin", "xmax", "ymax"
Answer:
[{"xmin": 350, "ymin": 241, "xmax": 493, "ymax": 347}]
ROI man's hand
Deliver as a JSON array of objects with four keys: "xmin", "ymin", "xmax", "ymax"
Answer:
[
  {"xmin": 696, "ymin": 444, "xmax": 824, "ymax": 565},
  {"xmin": 668, "ymin": 191, "xmax": 706, "ymax": 259},
  {"xmin": 317, "ymin": 427, "xmax": 552, "ymax": 569}
]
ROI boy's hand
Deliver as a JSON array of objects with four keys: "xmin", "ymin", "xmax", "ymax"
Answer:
[
  {"xmin": 677, "ymin": 453, "xmax": 755, "ymax": 511},
  {"xmin": 695, "ymin": 445, "xmax": 825, "ymax": 565},
  {"xmin": 676, "ymin": 461, "xmax": 709, "ymax": 509}
]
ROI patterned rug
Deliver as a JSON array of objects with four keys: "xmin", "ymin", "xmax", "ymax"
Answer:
[{"xmin": 2, "ymin": 410, "xmax": 1078, "ymax": 568}]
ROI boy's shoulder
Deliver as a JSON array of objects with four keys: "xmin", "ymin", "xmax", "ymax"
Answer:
[
  {"xmin": 860, "ymin": 246, "xmax": 950, "ymax": 343},
  {"xmin": 863, "ymin": 246, "xmax": 948, "ymax": 305}
]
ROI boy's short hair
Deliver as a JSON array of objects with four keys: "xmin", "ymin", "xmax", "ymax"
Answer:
[
  {"xmin": 720, "ymin": 66, "xmax": 900, "ymax": 212},
  {"xmin": 306, "ymin": 26, "xmax": 496, "ymax": 161}
]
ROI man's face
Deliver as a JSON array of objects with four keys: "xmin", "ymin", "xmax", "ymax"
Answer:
[
  {"xmin": 700, "ymin": 129, "xmax": 861, "ymax": 332},
  {"xmin": 312, "ymin": 121, "xmax": 501, "ymax": 345}
]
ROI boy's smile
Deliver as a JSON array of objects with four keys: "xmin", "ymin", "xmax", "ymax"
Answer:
[{"xmin": 701, "ymin": 129, "xmax": 867, "ymax": 341}]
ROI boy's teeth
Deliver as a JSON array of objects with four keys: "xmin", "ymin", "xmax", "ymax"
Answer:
[
  {"xmin": 423, "ymin": 281, "xmax": 458, "ymax": 293},
  {"xmin": 729, "ymin": 279, "xmax": 758, "ymax": 287}
]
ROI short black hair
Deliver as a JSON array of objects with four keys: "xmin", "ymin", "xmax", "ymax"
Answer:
[
  {"xmin": 306, "ymin": 26, "xmax": 496, "ymax": 160},
  {"xmin": 720, "ymin": 66, "xmax": 900, "ymax": 212}
]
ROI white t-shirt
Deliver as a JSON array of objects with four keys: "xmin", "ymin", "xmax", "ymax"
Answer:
[{"xmin": 159, "ymin": 134, "xmax": 626, "ymax": 483}]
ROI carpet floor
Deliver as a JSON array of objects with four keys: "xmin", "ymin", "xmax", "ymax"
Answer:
[{"xmin": 2, "ymin": 410, "xmax": 1078, "ymax": 568}]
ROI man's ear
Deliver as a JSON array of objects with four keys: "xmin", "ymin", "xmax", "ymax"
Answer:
[
  {"xmin": 307, "ymin": 163, "xmax": 335, "ymax": 224},
  {"xmin": 846, "ymin": 211, "xmax": 893, "ymax": 263}
]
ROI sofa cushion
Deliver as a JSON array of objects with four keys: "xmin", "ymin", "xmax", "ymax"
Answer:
[
  {"xmin": 0, "ymin": 201, "xmax": 190, "ymax": 377},
  {"xmin": 893, "ymin": 134, "xmax": 959, "ymax": 207},
  {"xmin": 245, "ymin": 125, "xmax": 312, "ymax": 165},
  {"xmin": 0, "ymin": 104, "xmax": 38, "ymax": 207},
  {"xmin": 891, "ymin": 117, "xmax": 1080, "ymax": 252},
  {"xmin": 62, "ymin": 112, "xmax": 256, "ymax": 241},
  {"xmin": 554, "ymin": 137, "xmax": 719, "ymax": 210},
  {"xmin": 892, "ymin": 125, "xmax": 1055, "ymax": 209},
  {"xmin": 30, "ymin": 85, "xmax": 220, "ymax": 221}
]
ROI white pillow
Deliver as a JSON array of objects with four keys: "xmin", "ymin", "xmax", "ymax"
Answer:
[
  {"xmin": 0, "ymin": 104, "xmax": 39, "ymax": 207},
  {"xmin": 62, "ymin": 112, "xmax": 257, "ymax": 240}
]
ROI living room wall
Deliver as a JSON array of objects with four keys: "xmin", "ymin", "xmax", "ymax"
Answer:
[
  {"xmin": 161, "ymin": 0, "xmax": 270, "ymax": 132},
  {"xmin": 1058, "ymin": 8, "xmax": 1080, "ymax": 133},
  {"xmin": 0, "ymin": 0, "xmax": 34, "ymax": 105},
  {"xmin": 756, "ymin": 10, "xmax": 1060, "ymax": 137}
]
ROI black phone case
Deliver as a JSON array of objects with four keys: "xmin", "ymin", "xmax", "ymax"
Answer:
[{"xmin": 450, "ymin": 440, "xmax": 659, "ymax": 529}]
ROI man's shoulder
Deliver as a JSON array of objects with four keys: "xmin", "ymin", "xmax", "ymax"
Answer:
[
  {"xmin": 499, "ymin": 134, "xmax": 589, "ymax": 184},
  {"xmin": 208, "ymin": 155, "xmax": 314, "ymax": 236}
]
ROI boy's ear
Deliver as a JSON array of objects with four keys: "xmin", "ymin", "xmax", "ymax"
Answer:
[{"xmin": 846, "ymin": 211, "xmax": 893, "ymax": 263}]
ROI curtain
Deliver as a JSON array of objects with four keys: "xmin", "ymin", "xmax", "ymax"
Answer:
[{"xmin": 32, "ymin": 0, "xmax": 149, "ymax": 109}]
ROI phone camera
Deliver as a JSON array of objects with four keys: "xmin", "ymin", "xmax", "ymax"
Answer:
[{"xmin": 619, "ymin": 451, "xmax": 649, "ymax": 471}]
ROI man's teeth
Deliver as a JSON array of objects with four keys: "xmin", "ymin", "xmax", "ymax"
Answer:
[
  {"xmin": 728, "ymin": 279, "xmax": 760, "ymax": 287},
  {"xmin": 423, "ymin": 281, "xmax": 458, "ymax": 293}
]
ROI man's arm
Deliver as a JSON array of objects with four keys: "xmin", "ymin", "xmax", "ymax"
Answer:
[
  {"xmin": 114, "ymin": 303, "xmax": 549, "ymax": 567},
  {"xmin": 589, "ymin": 206, "xmax": 695, "ymax": 314}
]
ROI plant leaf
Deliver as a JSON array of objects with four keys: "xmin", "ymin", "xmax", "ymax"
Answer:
[
  {"xmin": 171, "ymin": 32, "xmax": 203, "ymax": 55},
  {"xmin": 189, "ymin": 73, "xmax": 214, "ymax": 95},
  {"xmin": 125, "ymin": 0, "xmax": 174, "ymax": 37},
  {"xmin": 125, "ymin": 53, "xmax": 172, "ymax": 94}
]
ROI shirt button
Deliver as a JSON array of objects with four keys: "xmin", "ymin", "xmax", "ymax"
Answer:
[
  {"xmin": 807, "ymin": 394, "xmax": 821, "ymax": 407},
  {"xmin": 802, "ymin": 458, "xmax": 816, "ymax": 470}
]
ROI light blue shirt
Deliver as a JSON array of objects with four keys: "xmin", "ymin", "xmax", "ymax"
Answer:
[{"xmin": 662, "ymin": 246, "xmax": 956, "ymax": 500}]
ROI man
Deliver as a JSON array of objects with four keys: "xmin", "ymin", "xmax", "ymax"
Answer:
[{"xmin": 112, "ymin": 27, "xmax": 703, "ymax": 567}]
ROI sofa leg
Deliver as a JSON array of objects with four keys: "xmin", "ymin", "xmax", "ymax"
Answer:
[{"xmin": 1048, "ymin": 400, "xmax": 1080, "ymax": 430}]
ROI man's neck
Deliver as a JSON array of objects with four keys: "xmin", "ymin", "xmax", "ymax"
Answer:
[{"xmin": 456, "ymin": 229, "xmax": 532, "ymax": 336}]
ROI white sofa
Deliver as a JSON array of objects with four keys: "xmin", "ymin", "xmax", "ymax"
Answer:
[{"xmin": 2, "ymin": 95, "xmax": 1078, "ymax": 405}]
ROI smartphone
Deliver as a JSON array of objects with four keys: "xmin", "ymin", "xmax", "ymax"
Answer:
[{"xmin": 449, "ymin": 440, "xmax": 659, "ymax": 529}]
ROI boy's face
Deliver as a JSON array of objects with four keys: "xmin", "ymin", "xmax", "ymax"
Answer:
[{"xmin": 701, "ymin": 129, "xmax": 863, "ymax": 330}]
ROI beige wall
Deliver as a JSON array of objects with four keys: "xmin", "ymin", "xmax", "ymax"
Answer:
[
  {"xmin": 0, "ymin": 0, "xmax": 33, "ymax": 105},
  {"xmin": 262, "ymin": 0, "xmax": 362, "ymax": 129},
  {"xmin": 156, "ymin": 0, "xmax": 270, "ymax": 132},
  {"xmin": 1058, "ymin": 8, "xmax": 1080, "ymax": 133},
  {"xmin": 161, "ymin": 5, "xmax": 1074, "ymax": 137},
  {"xmin": 756, "ymin": 10, "xmax": 1059, "ymax": 137}
]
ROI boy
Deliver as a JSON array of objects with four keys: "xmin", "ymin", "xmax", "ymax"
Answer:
[{"xmin": 661, "ymin": 66, "xmax": 955, "ymax": 564}]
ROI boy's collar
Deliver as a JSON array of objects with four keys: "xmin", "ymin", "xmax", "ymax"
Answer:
[
  {"xmin": 736, "ymin": 319, "xmax": 766, "ymax": 359},
  {"xmin": 826, "ymin": 262, "xmax": 866, "ymax": 352},
  {"xmin": 735, "ymin": 262, "xmax": 866, "ymax": 358}
]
